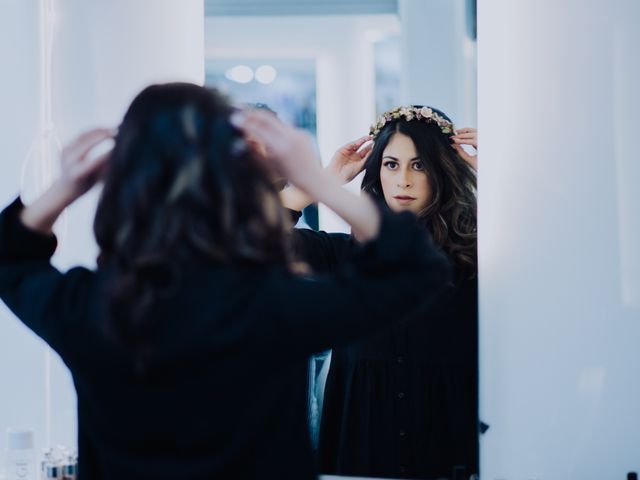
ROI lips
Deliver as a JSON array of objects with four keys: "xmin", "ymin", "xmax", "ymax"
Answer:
[{"xmin": 394, "ymin": 195, "xmax": 416, "ymax": 201}]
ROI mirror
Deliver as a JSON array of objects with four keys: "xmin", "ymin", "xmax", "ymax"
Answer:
[
  {"xmin": 204, "ymin": 1, "xmax": 479, "ymax": 479},
  {"xmin": 0, "ymin": 1, "xmax": 478, "ymax": 479}
]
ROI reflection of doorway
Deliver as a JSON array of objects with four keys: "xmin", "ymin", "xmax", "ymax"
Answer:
[
  {"xmin": 204, "ymin": 13, "xmax": 399, "ymax": 233},
  {"xmin": 205, "ymin": 59, "xmax": 319, "ymax": 229}
]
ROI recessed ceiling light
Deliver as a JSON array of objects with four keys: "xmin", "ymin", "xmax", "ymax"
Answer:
[
  {"xmin": 255, "ymin": 65, "xmax": 278, "ymax": 85},
  {"xmin": 225, "ymin": 65, "xmax": 254, "ymax": 84}
]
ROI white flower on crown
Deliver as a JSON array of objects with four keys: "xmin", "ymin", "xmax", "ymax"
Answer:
[{"xmin": 420, "ymin": 106, "xmax": 433, "ymax": 118}]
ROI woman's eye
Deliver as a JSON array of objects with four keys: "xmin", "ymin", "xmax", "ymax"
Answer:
[
  {"xmin": 383, "ymin": 161, "xmax": 398, "ymax": 170},
  {"xmin": 412, "ymin": 162, "xmax": 425, "ymax": 171}
]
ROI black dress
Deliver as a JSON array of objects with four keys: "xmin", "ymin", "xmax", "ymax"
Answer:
[
  {"xmin": 0, "ymin": 199, "xmax": 450, "ymax": 480},
  {"xmin": 292, "ymin": 224, "xmax": 479, "ymax": 479}
]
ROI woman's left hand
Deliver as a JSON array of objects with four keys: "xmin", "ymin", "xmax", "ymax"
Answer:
[
  {"xmin": 58, "ymin": 128, "xmax": 115, "ymax": 202},
  {"xmin": 19, "ymin": 128, "xmax": 114, "ymax": 234},
  {"xmin": 451, "ymin": 127, "xmax": 477, "ymax": 170}
]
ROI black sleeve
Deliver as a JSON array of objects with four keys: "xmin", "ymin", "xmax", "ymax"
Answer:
[
  {"xmin": 291, "ymin": 228, "xmax": 352, "ymax": 274},
  {"xmin": 264, "ymin": 208, "xmax": 452, "ymax": 358},
  {"xmin": 286, "ymin": 208, "xmax": 302, "ymax": 224},
  {"xmin": 0, "ymin": 198, "xmax": 96, "ymax": 354},
  {"xmin": 286, "ymin": 208, "xmax": 353, "ymax": 274}
]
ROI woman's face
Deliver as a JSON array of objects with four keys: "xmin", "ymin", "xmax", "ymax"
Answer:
[{"xmin": 379, "ymin": 132, "xmax": 431, "ymax": 214}]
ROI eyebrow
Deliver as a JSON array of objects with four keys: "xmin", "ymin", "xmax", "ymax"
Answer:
[{"xmin": 382, "ymin": 155, "xmax": 421, "ymax": 161}]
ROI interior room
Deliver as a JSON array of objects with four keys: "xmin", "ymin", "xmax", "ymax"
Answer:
[{"xmin": 0, "ymin": 1, "xmax": 638, "ymax": 479}]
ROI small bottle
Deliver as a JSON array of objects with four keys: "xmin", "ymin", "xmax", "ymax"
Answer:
[
  {"xmin": 42, "ymin": 463, "xmax": 62, "ymax": 480},
  {"xmin": 5, "ymin": 429, "xmax": 36, "ymax": 480},
  {"xmin": 43, "ymin": 447, "xmax": 65, "ymax": 480},
  {"xmin": 61, "ymin": 450, "xmax": 77, "ymax": 480}
]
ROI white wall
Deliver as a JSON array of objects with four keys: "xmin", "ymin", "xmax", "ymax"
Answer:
[
  {"xmin": 0, "ymin": 0, "xmax": 204, "ymax": 469},
  {"xmin": 398, "ymin": 0, "xmax": 475, "ymax": 128},
  {"xmin": 479, "ymin": 0, "xmax": 640, "ymax": 478},
  {"xmin": 1, "ymin": 1, "xmax": 55, "ymax": 469}
]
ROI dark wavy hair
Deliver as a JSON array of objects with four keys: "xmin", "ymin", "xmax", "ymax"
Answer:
[
  {"xmin": 94, "ymin": 83, "xmax": 294, "ymax": 348},
  {"xmin": 361, "ymin": 106, "xmax": 477, "ymax": 274}
]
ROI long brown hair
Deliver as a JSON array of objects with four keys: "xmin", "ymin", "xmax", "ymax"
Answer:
[
  {"xmin": 361, "ymin": 106, "xmax": 477, "ymax": 275},
  {"xmin": 94, "ymin": 83, "xmax": 294, "ymax": 346}
]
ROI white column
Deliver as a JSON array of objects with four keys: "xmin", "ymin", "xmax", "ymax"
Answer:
[
  {"xmin": 0, "ymin": 0, "xmax": 204, "ymax": 462},
  {"xmin": 398, "ymin": 0, "xmax": 475, "ymax": 126},
  {"xmin": 315, "ymin": 18, "xmax": 376, "ymax": 233},
  {"xmin": 0, "ymin": 1, "xmax": 55, "ymax": 468},
  {"xmin": 479, "ymin": 1, "xmax": 640, "ymax": 478}
]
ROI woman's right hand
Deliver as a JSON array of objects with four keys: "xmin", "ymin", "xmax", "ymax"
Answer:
[{"xmin": 326, "ymin": 136, "xmax": 373, "ymax": 184}]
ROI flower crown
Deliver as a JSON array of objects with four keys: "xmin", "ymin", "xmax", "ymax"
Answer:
[{"xmin": 369, "ymin": 106, "xmax": 456, "ymax": 138}]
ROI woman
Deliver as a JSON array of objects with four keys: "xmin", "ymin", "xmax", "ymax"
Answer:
[
  {"xmin": 0, "ymin": 86, "xmax": 451, "ymax": 480},
  {"xmin": 281, "ymin": 106, "xmax": 479, "ymax": 479}
]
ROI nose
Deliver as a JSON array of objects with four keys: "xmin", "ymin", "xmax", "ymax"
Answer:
[{"xmin": 397, "ymin": 169, "xmax": 411, "ymax": 188}]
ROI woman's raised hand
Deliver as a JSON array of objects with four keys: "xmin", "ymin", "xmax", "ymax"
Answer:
[
  {"xmin": 19, "ymin": 128, "xmax": 114, "ymax": 234},
  {"xmin": 451, "ymin": 127, "xmax": 477, "ymax": 170},
  {"xmin": 58, "ymin": 128, "xmax": 114, "ymax": 201},
  {"xmin": 232, "ymin": 109, "xmax": 381, "ymax": 240},
  {"xmin": 326, "ymin": 136, "xmax": 373, "ymax": 184},
  {"xmin": 232, "ymin": 109, "xmax": 321, "ymax": 190}
]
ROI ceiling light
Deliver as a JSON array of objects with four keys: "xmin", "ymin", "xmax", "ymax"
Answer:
[
  {"xmin": 255, "ymin": 65, "xmax": 277, "ymax": 85},
  {"xmin": 225, "ymin": 65, "xmax": 254, "ymax": 84}
]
